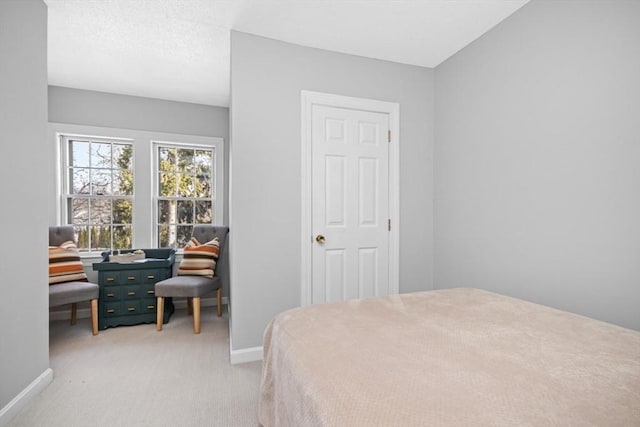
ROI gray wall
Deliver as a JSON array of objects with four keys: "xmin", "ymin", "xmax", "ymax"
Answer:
[
  {"xmin": 229, "ymin": 31, "xmax": 434, "ymax": 350},
  {"xmin": 434, "ymin": 0, "xmax": 640, "ymax": 330},
  {"xmin": 0, "ymin": 0, "xmax": 49, "ymax": 412},
  {"xmin": 48, "ymin": 86, "xmax": 229, "ymax": 139}
]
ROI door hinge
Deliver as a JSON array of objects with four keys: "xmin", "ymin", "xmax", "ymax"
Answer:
[
  {"xmin": 388, "ymin": 219, "xmax": 391, "ymax": 231},
  {"xmin": 387, "ymin": 130, "xmax": 391, "ymax": 143}
]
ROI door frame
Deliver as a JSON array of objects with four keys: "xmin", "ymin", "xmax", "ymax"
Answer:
[{"xmin": 301, "ymin": 90, "xmax": 400, "ymax": 306}]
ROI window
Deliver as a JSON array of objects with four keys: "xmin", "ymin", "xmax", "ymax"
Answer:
[
  {"xmin": 53, "ymin": 123, "xmax": 224, "ymax": 254},
  {"xmin": 61, "ymin": 136, "xmax": 134, "ymax": 252},
  {"xmin": 155, "ymin": 143, "xmax": 215, "ymax": 248}
]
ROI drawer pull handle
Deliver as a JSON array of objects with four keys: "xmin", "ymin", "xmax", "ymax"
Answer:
[
  {"xmin": 127, "ymin": 276, "xmax": 135, "ymax": 280},
  {"xmin": 127, "ymin": 307, "xmax": 136, "ymax": 312},
  {"xmin": 107, "ymin": 309, "xmax": 115, "ymax": 314},
  {"xmin": 147, "ymin": 290, "xmax": 155, "ymax": 294},
  {"xmin": 127, "ymin": 291, "xmax": 136, "ymax": 296},
  {"xmin": 107, "ymin": 277, "xmax": 115, "ymax": 282},
  {"xmin": 147, "ymin": 275, "xmax": 155, "ymax": 279},
  {"xmin": 107, "ymin": 293, "xmax": 115, "ymax": 297},
  {"xmin": 147, "ymin": 305, "xmax": 155, "ymax": 309}
]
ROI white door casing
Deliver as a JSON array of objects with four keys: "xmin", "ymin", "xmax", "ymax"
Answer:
[{"xmin": 301, "ymin": 91, "xmax": 399, "ymax": 305}]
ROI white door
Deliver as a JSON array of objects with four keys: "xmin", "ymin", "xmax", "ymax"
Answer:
[{"xmin": 311, "ymin": 105, "xmax": 390, "ymax": 304}]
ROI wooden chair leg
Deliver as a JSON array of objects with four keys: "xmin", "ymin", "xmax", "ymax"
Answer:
[
  {"xmin": 156, "ymin": 297, "xmax": 164, "ymax": 331},
  {"xmin": 216, "ymin": 288, "xmax": 222, "ymax": 317},
  {"xmin": 193, "ymin": 297, "xmax": 201, "ymax": 334},
  {"xmin": 90, "ymin": 299, "xmax": 98, "ymax": 335},
  {"xmin": 70, "ymin": 303, "xmax": 77, "ymax": 325},
  {"xmin": 187, "ymin": 297, "xmax": 193, "ymax": 315}
]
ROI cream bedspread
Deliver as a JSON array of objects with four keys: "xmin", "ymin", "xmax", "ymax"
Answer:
[{"xmin": 259, "ymin": 288, "xmax": 640, "ymax": 426}]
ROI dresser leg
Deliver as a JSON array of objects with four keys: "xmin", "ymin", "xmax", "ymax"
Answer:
[{"xmin": 156, "ymin": 297, "xmax": 164, "ymax": 331}]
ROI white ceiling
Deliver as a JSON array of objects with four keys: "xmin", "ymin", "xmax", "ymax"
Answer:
[{"xmin": 45, "ymin": 0, "xmax": 530, "ymax": 107}]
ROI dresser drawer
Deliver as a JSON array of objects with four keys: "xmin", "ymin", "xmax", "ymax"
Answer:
[
  {"xmin": 142, "ymin": 297, "xmax": 157, "ymax": 313},
  {"xmin": 103, "ymin": 286, "xmax": 121, "ymax": 300},
  {"xmin": 122, "ymin": 300, "xmax": 141, "ymax": 314},
  {"xmin": 102, "ymin": 271, "xmax": 120, "ymax": 285},
  {"xmin": 142, "ymin": 269, "xmax": 163, "ymax": 284},
  {"xmin": 102, "ymin": 271, "xmax": 141, "ymax": 285},
  {"xmin": 122, "ymin": 271, "xmax": 141, "ymax": 284},
  {"xmin": 123, "ymin": 285, "xmax": 142, "ymax": 299},
  {"xmin": 104, "ymin": 302, "xmax": 122, "ymax": 317},
  {"xmin": 141, "ymin": 284, "xmax": 156, "ymax": 297}
]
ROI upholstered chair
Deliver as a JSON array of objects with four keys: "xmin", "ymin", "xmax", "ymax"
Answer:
[
  {"xmin": 49, "ymin": 226, "xmax": 100, "ymax": 335},
  {"xmin": 155, "ymin": 225, "xmax": 229, "ymax": 334}
]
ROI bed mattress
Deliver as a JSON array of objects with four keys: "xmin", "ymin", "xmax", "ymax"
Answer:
[{"xmin": 259, "ymin": 288, "xmax": 640, "ymax": 426}]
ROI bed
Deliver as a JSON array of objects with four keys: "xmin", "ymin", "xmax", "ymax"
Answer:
[{"xmin": 259, "ymin": 288, "xmax": 640, "ymax": 426}]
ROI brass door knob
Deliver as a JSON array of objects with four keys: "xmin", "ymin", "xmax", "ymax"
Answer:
[{"xmin": 315, "ymin": 234, "xmax": 326, "ymax": 244}]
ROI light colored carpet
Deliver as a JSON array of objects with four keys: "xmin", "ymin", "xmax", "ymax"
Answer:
[{"xmin": 9, "ymin": 307, "xmax": 262, "ymax": 427}]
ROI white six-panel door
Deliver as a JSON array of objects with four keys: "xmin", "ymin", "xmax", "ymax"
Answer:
[{"xmin": 311, "ymin": 105, "xmax": 390, "ymax": 304}]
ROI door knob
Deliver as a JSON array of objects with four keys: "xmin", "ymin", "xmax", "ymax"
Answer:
[{"xmin": 315, "ymin": 234, "xmax": 326, "ymax": 244}]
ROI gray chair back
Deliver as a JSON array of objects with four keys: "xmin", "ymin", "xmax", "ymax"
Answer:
[{"xmin": 49, "ymin": 226, "xmax": 76, "ymax": 246}]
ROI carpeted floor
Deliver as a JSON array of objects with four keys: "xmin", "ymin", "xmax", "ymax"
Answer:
[{"xmin": 9, "ymin": 307, "xmax": 262, "ymax": 427}]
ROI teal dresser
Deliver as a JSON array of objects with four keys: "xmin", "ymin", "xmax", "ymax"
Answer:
[{"xmin": 93, "ymin": 248, "xmax": 175, "ymax": 330}]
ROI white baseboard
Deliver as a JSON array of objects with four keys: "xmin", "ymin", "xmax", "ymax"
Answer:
[
  {"xmin": 49, "ymin": 297, "xmax": 228, "ymax": 321},
  {"xmin": 230, "ymin": 346, "xmax": 263, "ymax": 364},
  {"xmin": 0, "ymin": 368, "xmax": 53, "ymax": 426}
]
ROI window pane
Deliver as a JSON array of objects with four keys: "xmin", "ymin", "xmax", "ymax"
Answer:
[
  {"xmin": 195, "ymin": 174, "xmax": 211, "ymax": 197},
  {"xmin": 158, "ymin": 225, "xmax": 171, "ymax": 247},
  {"xmin": 178, "ymin": 174, "xmax": 195, "ymax": 197},
  {"xmin": 71, "ymin": 168, "xmax": 91, "ymax": 194},
  {"xmin": 74, "ymin": 226, "xmax": 89, "ymax": 251},
  {"xmin": 195, "ymin": 150, "xmax": 212, "ymax": 175},
  {"xmin": 113, "ymin": 199, "xmax": 132, "ymax": 224},
  {"xmin": 113, "ymin": 225, "xmax": 132, "ymax": 250},
  {"xmin": 91, "ymin": 142, "xmax": 112, "ymax": 168},
  {"xmin": 113, "ymin": 169, "xmax": 133, "ymax": 195},
  {"xmin": 90, "ymin": 198, "xmax": 111, "ymax": 224},
  {"xmin": 159, "ymin": 147, "xmax": 176, "ymax": 172},
  {"xmin": 176, "ymin": 200, "xmax": 193, "ymax": 224},
  {"xmin": 91, "ymin": 169, "xmax": 112, "ymax": 195},
  {"xmin": 91, "ymin": 225, "xmax": 111, "ymax": 251},
  {"xmin": 176, "ymin": 226, "xmax": 192, "ymax": 247},
  {"xmin": 158, "ymin": 199, "xmax": 172, "ymax": 223},
  {"xmin": 177, "ymin": 149, "xmax": 195, "ymax": 173},
  {"xmin": 70, "ymin": 140, "xmax": 90, "ymax": 167},
  {"xmin": 70, "ymin": 198, "xmax": 89, "ymax": 224},
  {"xmin": 91, "ymin": 226, "xmax": 111, "ymax": 251},
  {"xmin": 195, "ymin": 200, "xmax": 212, "ymax": 223},
  {"xmin": 113, "ymin": 144, "xmax": 132, "ymax": 170},
  {"xmin": 159, "ymin": 172, "xmax": 176, "ymax": 197}
]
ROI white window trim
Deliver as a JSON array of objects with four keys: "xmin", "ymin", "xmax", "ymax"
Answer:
[{"xmin": 49, "ymin": 122, "xmax": 225, "ymax": 257}]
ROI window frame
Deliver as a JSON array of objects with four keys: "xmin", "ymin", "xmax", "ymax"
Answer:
[
  {"xmin": 59, "ymin": 134, "xmax": 135, "ymax": 254},
  {"xmin": 152, "ymin": 140, "xmax": 218, "ymax": 249},
  {"xmin": 50, "ymin": 123, "xmax": 224, "ymax": 257}
]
